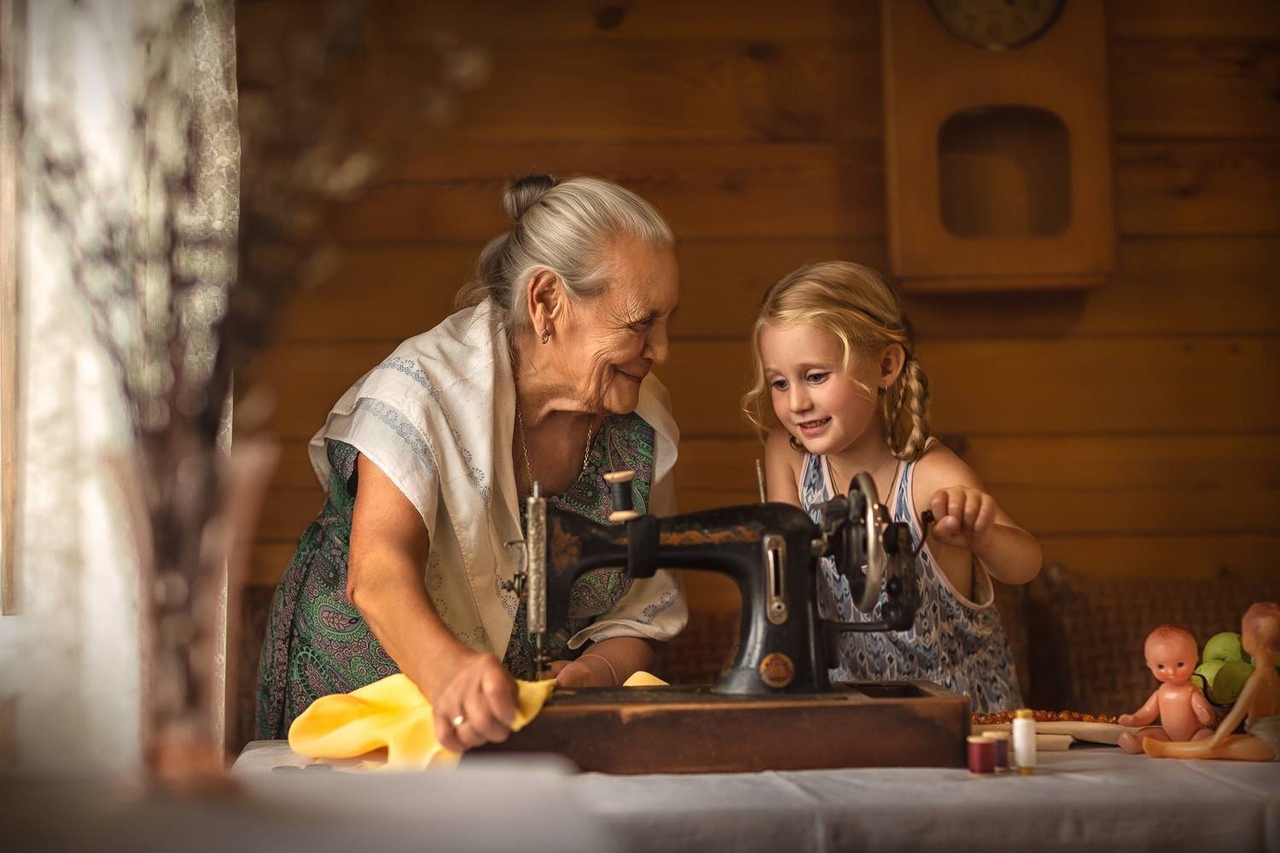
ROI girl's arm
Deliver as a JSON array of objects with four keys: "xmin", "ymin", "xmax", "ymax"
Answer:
[
  {"xmin": 347, "ymin": 454, "xmax": 518, "ymax": 753},
  {"xmin": 912, "ymin": 444, "xmax": 1042, "ymax": 588},
  {"xmin": 763, "ymin": 428, "xmax": 803, "ymax": 506}
]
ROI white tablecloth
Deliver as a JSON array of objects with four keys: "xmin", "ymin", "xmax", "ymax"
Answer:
[{"xmin": 233, "ymin": 740, "xmax": 1280, "ymax": 852}]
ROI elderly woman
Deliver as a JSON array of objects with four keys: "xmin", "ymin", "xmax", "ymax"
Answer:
[{"xmin": 255, "ymin": 174, "xmax": 686, "ymax": 753}]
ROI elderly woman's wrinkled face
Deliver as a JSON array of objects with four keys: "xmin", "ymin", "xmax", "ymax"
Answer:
[{"xmin": 559, "ymin": 237, "xmax": 679, "ymax": 415}]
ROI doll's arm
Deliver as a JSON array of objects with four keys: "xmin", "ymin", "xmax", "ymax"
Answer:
[
  {"xmin": 1118, "ymin": 691, "xmax": 1162, "ymax": 728},
  {"xmin": 1190, "ymin": 689, "xmax": 1217, "ymax": 728}
]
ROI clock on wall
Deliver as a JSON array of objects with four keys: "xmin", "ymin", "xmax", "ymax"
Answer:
[
  {"xmin": 927, "ymin": 0, "xmax": 1066, "ymax": 51},
  {"xmin": 880, "ymin": 0, "xmax": 1114, "ymax": 292}
]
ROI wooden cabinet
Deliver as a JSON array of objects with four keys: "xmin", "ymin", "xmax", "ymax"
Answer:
[{"xmin": 880, "ymin": 0, "xmax": 1115, "ymax": 292}]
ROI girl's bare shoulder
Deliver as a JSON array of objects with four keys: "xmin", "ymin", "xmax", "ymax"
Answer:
[
  {"xmin": 764, "ymin": 427, "xmax": 798, "ymax": 457},
  {"xmin": 763, "ymin": 429, "xmax": 804, "ymax": 505},
  {"xmin": 911, "ymin": 439, "xmax": 985, "ymax": 494}
]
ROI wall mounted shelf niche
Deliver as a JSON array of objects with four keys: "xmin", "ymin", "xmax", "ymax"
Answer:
[{"xmin": 880, "ymin": 0, "xmax": 1115, "ymax": 293}]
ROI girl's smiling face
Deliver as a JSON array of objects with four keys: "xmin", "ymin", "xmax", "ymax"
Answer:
[{"xmin": 759, "ymin": 322, "xmax": 884, "ymax": 457}]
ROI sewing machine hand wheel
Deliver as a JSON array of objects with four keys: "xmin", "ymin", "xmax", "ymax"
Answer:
[{"xmin": 848, "ymin": 472, "xmax": 888, "ymax": 613}]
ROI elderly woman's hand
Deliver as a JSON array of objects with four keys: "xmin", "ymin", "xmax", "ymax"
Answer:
[{"xmin": 432, "ymin": 650, "xmax": 519, "ymax": 754}]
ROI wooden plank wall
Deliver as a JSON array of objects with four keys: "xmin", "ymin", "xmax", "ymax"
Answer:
[{"xmin": 236, "ymin": 0, "xmax": 1280, "ymax": 612}]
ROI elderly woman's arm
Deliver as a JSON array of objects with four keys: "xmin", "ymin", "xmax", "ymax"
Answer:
[
  {"xmin": 554, "ymin": 637, "xmax": 657, "ymax": 687},
  {"xmin": 347, "ymin": 454, "xmax": 518, "ymax": 753}
]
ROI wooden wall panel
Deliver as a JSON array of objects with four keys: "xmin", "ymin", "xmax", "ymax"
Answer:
[
  {"xmin": 266, "ymin": 442, "xmax": 317, "ymax": 490},
  {"xmin": 329, "ymin": 43, "xmax": 882, "ymax": 145},
  {"xmin": 273, "ymin": 244, "xmax": 480, "ymax": 345},
  {"xmin": 240, "ymin": 0, "xmax": 1274, "ymax": 45},
  {"xmin": 239, "ymin": 10, "xmax": 1279, "ymax": 146},
  {"xmin": 240, "ymin": 43, "xmax": 882, "ymax": 145},
  {"xmin": 236, "ymin": 0, "xmax": 883, "ymax": 44},
  {"xmin": 1110, "ymin": 39, "xmax": 1280, "ymax": 139},
  {"xmin": 1034, "ymin": 535, "xmax": 1280, "ymax": 580},
  {"xmin": 306, "ymin": 140, "xmax": 1280, "ymax": 241},
  {"xmin": 1107, "ymin": 0, "xmax": 1280, "ymax": 39},
  {"xmin": 1115, "ymin": 142, "xmax": 1280, "ymax": 235},
  {"xmin": 319, "ymin": 142, "xmax": 887, "ymax": 241}
]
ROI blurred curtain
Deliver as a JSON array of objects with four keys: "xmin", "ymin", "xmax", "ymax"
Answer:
[
  {"xmin": 9, "ymin": 0, "xmax": 239, "ymax": 775},
  {"xmin": 183, "ymin": 0, "xmax": 241, "ymax": 757}
]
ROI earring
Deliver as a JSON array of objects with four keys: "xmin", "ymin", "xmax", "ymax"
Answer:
[
  {"xmin": 540, "ymin": 328, "xmax": 551, "ymax": 345},
  {"xmin": 789, "ymin": 435, "xmax": 804, "ymax": 452}
]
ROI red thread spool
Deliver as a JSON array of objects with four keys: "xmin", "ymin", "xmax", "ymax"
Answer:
[
  {"xmin": 982, "ymin": 731, "xmax": 1011, "ymax": 771},
  {"xmin": 967, "ymin": 735, "xmax": 997, "ymax": 774}
]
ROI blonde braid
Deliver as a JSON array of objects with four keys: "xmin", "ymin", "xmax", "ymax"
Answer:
[{"xmin": 886, "ymin": 357, "xmax": 930, "ymax": 461}]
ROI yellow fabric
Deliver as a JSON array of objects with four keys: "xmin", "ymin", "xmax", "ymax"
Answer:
[
  {"xmin": 288, "ymin": 674, "xmax": 556, "ymax": 771},
  {"xmin": 623, "ymin": 670, "xmax": 669, "ymax": 687},
  {"xmin": 289, "ymin": 671, "xmax": 668, "ymax": 771}
]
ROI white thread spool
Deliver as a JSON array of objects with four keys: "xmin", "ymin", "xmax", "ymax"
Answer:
[{"xmin": 1012, "ymin": 708, "xmax": 1036, "ymax": 775}]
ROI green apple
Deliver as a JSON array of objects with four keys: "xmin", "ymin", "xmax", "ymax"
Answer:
[
  {"xmin": 1202, "ymin": 631, "xmax": 1246, "ymax": 664},
  {"xmin": 1193, "ymin": 659, "xmax": 1224, "ymax": 694},
  {"xmin": 1205, "ymin": 659, "xmax": 1253, "ymax": 705}
]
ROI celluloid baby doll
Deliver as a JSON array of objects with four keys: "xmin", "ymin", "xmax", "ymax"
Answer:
[
  {"xmin": 1117, "ymin": 625, "xmax": 1215, "ymax": 754},
  {"xmin": 1145, "ymin": 602, "xmax": 1280, "ymax": 761}
]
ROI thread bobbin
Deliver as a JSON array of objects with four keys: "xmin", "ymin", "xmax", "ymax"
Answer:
[{"xmin": 604, "ymin": 470, "xmax": 640, "ymax": 522}]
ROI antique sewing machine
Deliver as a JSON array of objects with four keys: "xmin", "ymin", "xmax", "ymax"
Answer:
[{"xmin": 478, "ymin": 471, "xmax": 971, "ymax": 773}]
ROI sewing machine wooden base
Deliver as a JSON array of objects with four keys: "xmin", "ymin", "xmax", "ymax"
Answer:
[{"xmin": 474, "ymin": 681, "xmax": 971, "ymax": 774}]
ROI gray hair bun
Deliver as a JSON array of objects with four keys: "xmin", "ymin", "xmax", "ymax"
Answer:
[
  {"xmin": 503, "ymin": 173, "xmax": 557, "ymax": 221},
  {"xmin": 455, "ymin": 173, "xmax": 673, "ymax": 325}
]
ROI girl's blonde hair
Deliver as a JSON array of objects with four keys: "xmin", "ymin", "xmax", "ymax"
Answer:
[
  {"xmin": 454, "ymin": 173, "xmax": 674, "ymax": 329},
  {"xmin": 741, "ymin": 261, "xmax": 930, "ymax": 461}
]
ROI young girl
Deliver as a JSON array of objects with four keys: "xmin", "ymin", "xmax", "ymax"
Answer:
[{"xmin": 742, "ymin": 261, "xmax": 1042, "ymax": 713}]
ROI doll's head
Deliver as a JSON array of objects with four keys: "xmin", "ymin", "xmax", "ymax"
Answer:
[
  {"xmin": 1240, "ymin": 601, "xmax": 1280, "ymax": 667},
  {"xmin": 742, "ymin": 261, "xmax": 930, "ymax": 460},
  {"xmin": 1143, "ymin": 625, "xmax": 1199, "ymax": 684}
]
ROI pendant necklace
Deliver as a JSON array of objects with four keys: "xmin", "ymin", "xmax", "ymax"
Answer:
[
  {"xmin": 829, "ymin": 455, "xmax": 901, "ymax": 499},
  {"xmin": 516, "ymin": 403, "xmax": 595, "ymax": 495}
]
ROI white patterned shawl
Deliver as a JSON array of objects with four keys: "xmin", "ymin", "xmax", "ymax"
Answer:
[{"xmin": 307, "ymin": 299, "xmax": 687, "ymax": 658}]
